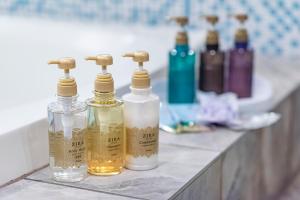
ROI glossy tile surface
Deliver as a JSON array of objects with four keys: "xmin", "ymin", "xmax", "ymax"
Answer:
[
  {"xmin": 0, "ymin": 180, "xmax": 134, "ymax": 200},
  {"xmin": 160, "ymin": 128, "xmax": 244, "ymax": 152},
  {"xmin": 27, "ymin": 144, "xmax": 219, "ymax": 200},
  {"xmin": 3, "ymin": 56, "xmax": 300, "ymax": 200}
]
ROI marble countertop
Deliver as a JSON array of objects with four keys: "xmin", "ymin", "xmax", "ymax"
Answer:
[
  {"xmin": 2, "ymin": 55, "xmax": 300, "ymax": 199},
  {"xmin": 0, "ymin": 17, "xmax": 204, "ymax": 186},
  {"xmin": 26, "ymin": 144, "xmax": 219, "ymax": 200}
]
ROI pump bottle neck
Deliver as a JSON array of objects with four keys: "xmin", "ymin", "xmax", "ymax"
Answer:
[
  {"xmin": 175, "ymin": 43, "xmax": 189, "ymax": 53},
  {"xmin": 235, "ymin": 42, "xmax": 248, "ymax": 49},
  {"xmin": 57, "ymin": 95, "xmax": 78, "ymax": 103},
  {"xmin": 130, "ymin": 87, "xmax": 152, "ymax": 96},
  {"xmin": 206, "ymin": 44, "xmax": 219, "ymax": 51},
  {"xmin": 94, "ymin": 91, "xmax": 115, "ymax": 104}
]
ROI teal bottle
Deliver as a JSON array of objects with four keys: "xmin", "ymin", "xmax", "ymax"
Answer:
[{"xmin": 168, "ymin": 16, "xmax": 195, "ymax": 104}]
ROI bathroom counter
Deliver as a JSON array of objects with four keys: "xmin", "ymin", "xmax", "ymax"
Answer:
[
  {"xmin": 0, "ymin": 17, "xmax": 204, "ymax": 185},
  {"xmin": 2, "ymin": 55, "xmax": 300, "ymax": 200}
]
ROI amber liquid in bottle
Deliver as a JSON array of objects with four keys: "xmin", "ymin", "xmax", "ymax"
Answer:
[{"xmin": 86, "ymin": 92, "xmax": 125, "ymax": 175}]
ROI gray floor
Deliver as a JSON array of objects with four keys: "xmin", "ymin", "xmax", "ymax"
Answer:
[{"xmin": 278, "ymin": 174, "xmax": 300, "ymax": 200}]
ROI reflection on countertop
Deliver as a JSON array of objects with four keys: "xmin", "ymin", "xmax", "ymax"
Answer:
[{"xmin": 2, "ymin": 55, "xmax": 300, "ymax": 199}]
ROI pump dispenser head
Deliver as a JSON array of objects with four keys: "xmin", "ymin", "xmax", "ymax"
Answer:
[
  {"xmin": 169, "ymin": 16, "xmax": 189, "ymax": 45},
  {"xmin": 232, "ymin": 13, "xmax": 248, "ymax": 43},
  {"xmin": 48, "ymin": 57, "xmax": 77, "ymax": 97},
  {"xmin": 86, "ymin": 54, "xmax": 114, "ymax": 93},
  {"xmin": 123, "ymin": 51, "xmax": 150, "ymax": 89},
  {"xmin": 202, "ymin": 15, "xmax": 219, "ymax": 45}
]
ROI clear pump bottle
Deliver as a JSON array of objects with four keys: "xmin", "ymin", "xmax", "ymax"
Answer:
[
  {"xmin": 227, "ymin": 14, "xmax": 254, "ymax": 98},
  {"xmin": 168, "ymin": 16, "xmax": 196, "ymax": 103},
  {"xmin": 122, "ymin": 51, "xmax": 160, "ymax": 170},
  {"xmin": 47, "ymin": 58, "xmax": 87, "ymax": 182},
  {"xmin": 85, "ymin": 54, "xmax": 125, "ymax": 175},
  {"xmin": 199, "ymin": 15, "xmax": 225, "ymax": 94}
]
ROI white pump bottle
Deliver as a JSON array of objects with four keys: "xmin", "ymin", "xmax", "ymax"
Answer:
[{"xmin": 122, "ymin": 51, "xmax": 160, "ymax": 170}]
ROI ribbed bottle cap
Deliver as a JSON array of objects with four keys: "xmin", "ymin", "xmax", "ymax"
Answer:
[
  {"xmin": 86, "ymin": 54, "xmax": 114, "ymax": 93},
  {"xmin": 206, "ymin": 30, "xmax": 219, "ymax": 45},
  {"xmin": 203, "ymin": 15, "xmax": 219, "ymax": 45},
  {"xmin": 176, "ymin": 32, "xmax": 188, "ymax": 45},
  {"xmin": 233, "ymin": 14, "xmax": 249, "ymax": 43},
  {"xmin": 123, "ymin": 51, "xmax": 151, "ymax": 89},
  {"xmin": 169, "ymin": 16, "xmax": 189, "ymax": 45},
  {"xmin": 235, "ymin": 28, "xmax": 248, "ymax": 43}
]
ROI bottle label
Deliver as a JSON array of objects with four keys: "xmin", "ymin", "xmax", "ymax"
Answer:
[
  {"xmin": 126, "ymin": 126, "xmax": 159, "ymax": 157},
  {"xmin": 49, "ymin": 129, "xmax": 86, "ymax": 168},
  {"xmin": 86, "ymin": 123, "xmax": 124, "ymax": 161}
]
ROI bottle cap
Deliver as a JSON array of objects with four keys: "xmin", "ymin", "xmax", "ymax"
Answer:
[
  {"xmin": 234, "ymin": 14, "xmax": 248, "ymax": 23},
  {"xmin": 48, "ymin": 57, "xmax": 77, "ymax": 97},
  {"xmin": 169, "ymin": 16, "xmax": 189, "ymax": 45},
  {"xmin": 123, "ymin": 51, "xmax": 150, "ymax": 89},
  {"xmin": 232, "ymin": 13, "xmax": 248, "ymax": 43},
  {"xmin": 85, "ymin": 54, "xmax": 114, "ymax": 93},
  {"xmin": 204, "ymin": 15, "xmax": 219, "ymax": 25},
  {"xmin": 202, "ymin": 15, "xmax": 219, "ymax": 45}
]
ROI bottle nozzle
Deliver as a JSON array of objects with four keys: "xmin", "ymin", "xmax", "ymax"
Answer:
[
  {"xmin": 48, "ymin": 60, "xmax": 60, "ymax": 65},
  {"xmin": 201, "ymin": 15, "xmax": 219, "ymax": 46},
  {"xmin": 201, "ymin": 15, "xmax": 219, "ymax": 25},
  {"xmin": 230, "ymin": 13, "xmax": 249, "ymax": 43},
  {"xmin": 48, "ymin": 57, "xmax": 76, "ymax": 76},
  {"xmin": 123, "ymin": 53, "xmax": 135, "ymax": 58},
  {"xmin": 85, "ymin": 54, "xmax": 113, "ymax": 74},
  {"xmin": 86, "ymin": 54, "xmax": 114, "ymax": 93},
  {"xmin": 48, "ymin": 57, "xmax": 77, "ymax": 97},
  {"xmin": 229, "ymin": 13, "xmax": 248, "ymax": 24},
  {"xmin": 169, "ymin": 16, "xmax": 189, "ymax": 27},
  {"xmin": 123, "ymin": 51, "xmax": 149, "ymax": 68},
  {"xmin": 169, "ymin": 16, "xmax": 189, "ymax": 45},
  {"xmin": 85, "ymin": 56, "xmax": 97, "ymax": 61},
  {"xmin": 123, "ymin": 51, "xmax": 150, "ymax": 89}
]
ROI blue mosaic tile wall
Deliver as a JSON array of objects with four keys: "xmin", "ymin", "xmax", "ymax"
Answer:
[{"xmin": 0, "ymin": 0, "xmax": 299, "ymax": 55}]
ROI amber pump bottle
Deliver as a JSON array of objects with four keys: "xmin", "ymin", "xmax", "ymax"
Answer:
[
  {"xmin": 199, "ymin": 15, "xmax": 225, "ymax": 94},
  {"xmin": 85, "ymin": 54, "xmax": 125, "ymax": 175}
]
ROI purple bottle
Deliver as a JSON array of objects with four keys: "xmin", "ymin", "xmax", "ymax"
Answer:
[{"xmin": 227, "ymin": 14, "xmax": 254, "ymax": 98}]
